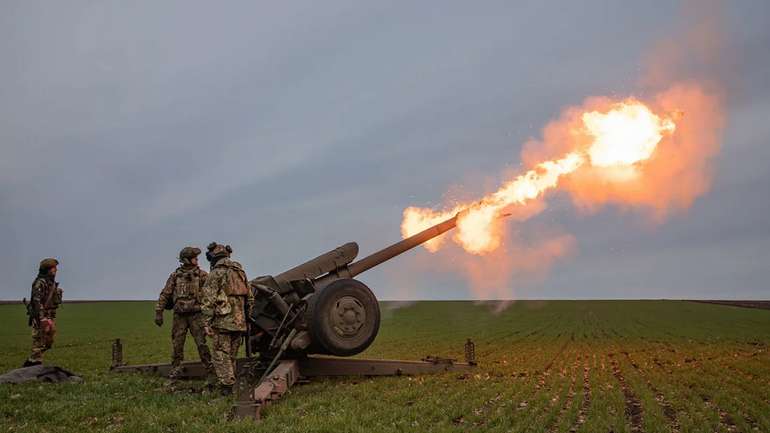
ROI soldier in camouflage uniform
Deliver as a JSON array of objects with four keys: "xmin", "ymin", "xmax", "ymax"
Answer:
[
  {"xmin": 24, "ymin": 258, "xmax": 63, "ymax": 367},
  {"xmin": 155, "ymin": 247, "xmax": 214, "ymax": 379},
  {"xmin": 201, "ymin": 242, "xmax": 254, "ymax": 395}
]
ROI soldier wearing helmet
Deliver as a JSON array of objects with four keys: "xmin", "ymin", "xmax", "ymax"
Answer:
[
  {"xmin": 201, "ymin": 242, "xmax": 254, "ymax": 395},
  {"xmin": 23, "ymin": 258, "xmax": 63, "ymax": 367},
  {"xmin": 155, "ymin": 246, "xmax": 214, "ymax": 379}
]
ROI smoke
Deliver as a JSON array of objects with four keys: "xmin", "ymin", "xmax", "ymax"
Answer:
[
  {"xmin": 641, "ymin": 0, "xmax": 728, "ymax": 92},
  {"xmin": 398, "ymin": 1, "xmax": 728, "ymax": 307},
  {"xmin": 522, "ymin": 84, "xmax": 724, "ymax": 220},
  {"xmin": 413, "ymin": 222, "xmax": 576, "ymax": 301},
  {"xmin": 560, "ymin": 0, "xmax": 726, "ymax": 219},
  {"xmin": 459, "ymin": 230, "xmax": 575, "ymax": 300}
]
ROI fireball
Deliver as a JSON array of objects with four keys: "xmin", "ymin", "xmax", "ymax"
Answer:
[
  {"xmin": 584, "ymin": 99, "xmax": 676, "ymax": 167},
  {"xmin": 402, "ymin": 99, "xmax": 677, "ymax": 255}
]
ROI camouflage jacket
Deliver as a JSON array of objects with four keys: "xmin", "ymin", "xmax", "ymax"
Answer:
[
  {"xmin": 155, "ymin": 266, "xmax": 208, "ymax": 313},
  {"xmin": 201, "ymin": 258, "xmax": 254, "ymax": 332},
  {"xmin": 30, "ymin": 275, "xmax": 61, "ymax": 320}
]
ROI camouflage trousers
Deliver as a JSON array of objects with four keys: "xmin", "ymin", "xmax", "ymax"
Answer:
[
  {"xmin": 28, "ymin": 320, "xmax": 55, "ymax": 363},
  {"xmin": 211, "ymin": 330, "xmax": 242, "ymax": 386},
  {"xmin": 169, "ymin": 313, "xmax": 213, "ymax": 378}
]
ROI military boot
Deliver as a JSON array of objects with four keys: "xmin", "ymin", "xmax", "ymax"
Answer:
[
  {"xmin": 218, "ymin": 384, "xmax": 233, "ymax": 396},
  {"xmin": 205, "ymin": 371, "xmax": 218, "ymax": 389},
  {"xmin": 168, "ymin": 366, "xmax": 183, "ymax": 380}
]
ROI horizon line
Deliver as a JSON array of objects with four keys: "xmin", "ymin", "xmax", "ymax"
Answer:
[{"xmin": 1, "ymin": 298, "xmax": 769, "ymax": 304}]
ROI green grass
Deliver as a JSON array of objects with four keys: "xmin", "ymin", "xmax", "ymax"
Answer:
[{"xmin": 1, "ymin": 300, "xmax": 769, "ymax": 432}]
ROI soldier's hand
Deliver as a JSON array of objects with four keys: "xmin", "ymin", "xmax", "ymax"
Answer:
[
  {"xmin": 154, "ymin": 311, "xmax": 163, "ymax": 327},
  {"xmin": 203, "ymin": 326, "xmax": 214, "ymax": 337}
]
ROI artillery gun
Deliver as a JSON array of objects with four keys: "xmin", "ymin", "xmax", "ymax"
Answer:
[
  {"xmin": 246, "ymin": 214, "xmax": 458, "ymax": 360},
  {"xmin": 111, "ymin": 213, "xmax": 479, "ymax": 420}
]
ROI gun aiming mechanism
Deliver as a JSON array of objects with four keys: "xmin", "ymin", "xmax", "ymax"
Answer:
[{"xmin": 112, "ymin": 213, "xmax": 484, "ymax": 420}]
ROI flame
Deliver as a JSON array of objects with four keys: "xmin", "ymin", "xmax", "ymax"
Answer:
[
  {"xmin": 400, "ymin": 205, "xmax": 460, "ymax": 252},
  {"xmin": 402, "ymin": 99, "xmax": 677, "ymax": 254},
  {"xmin": 398, "ymin": 2, "xmax": 725, "ymax": 304},
  {"xmin": 584, "ymin": 101, "xmax": 676, "ymax": 167}
]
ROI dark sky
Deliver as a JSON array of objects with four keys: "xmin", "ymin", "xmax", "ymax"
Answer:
[{"xmin": 2, "ymin": 1, "xmax": 768, "ymax": 300}]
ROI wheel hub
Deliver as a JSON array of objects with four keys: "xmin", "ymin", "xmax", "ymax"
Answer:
[{"xmin": 331, "ymin": 296, "xmax": 366, "ymax": 337}]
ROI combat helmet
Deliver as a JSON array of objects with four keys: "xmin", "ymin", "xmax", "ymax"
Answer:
[
  {"xmin": 38, "ymin": 258, "xmax": 59, "ymax": 273},
  {"xmin": 206, "ymin": 242, "xmax": 232, "ymax": 263},
  {"xmin": 178, "ymin": 246, "xmax": 202, "ymax": 265}
]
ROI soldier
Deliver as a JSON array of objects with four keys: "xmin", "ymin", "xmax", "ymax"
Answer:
[
  {"xmin": 201, "ymin": 242, "xmax": 254, "ymax": 395},
  {"xmin": 23, "ymin": 258, "xmax": 63, "ymax": 367},
  {"xmin": 155, "ymin": 247, "xmax": 214, "ymax": 380}
]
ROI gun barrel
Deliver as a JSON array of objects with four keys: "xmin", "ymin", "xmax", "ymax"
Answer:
[{"xmin": 347, "ymin": 215, "xmax": 458, "ymax": 277}]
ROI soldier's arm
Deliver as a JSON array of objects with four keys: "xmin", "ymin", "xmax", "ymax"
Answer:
[
  {"xmin": 247, "ymin": 279, "xmax": 255, "ymax": 314},
  {"xmin": 31, "ymin": 280, "xmax": 45, "ymax": 319},
  {"xmin": 200, "ymin": 271, "xmax": 219, "ymax": 328},
  {"xmin": 155, "ymin": 274, "xmax": 175, "ymax": 312},
  {"xmin": 199, "ymin": 269, "xmax": 208, "ymax": 287}
]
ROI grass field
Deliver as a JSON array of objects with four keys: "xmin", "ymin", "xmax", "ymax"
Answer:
[{"xmin": 1, "ymin": 300, "xmax": 769, "ymax": 433}]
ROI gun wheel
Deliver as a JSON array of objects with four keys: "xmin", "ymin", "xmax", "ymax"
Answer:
[{"xmin": 307, "ymin": 279, "xmax": 380, "ymax": 356}]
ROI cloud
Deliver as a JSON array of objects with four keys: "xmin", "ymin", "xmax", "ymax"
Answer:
[{"xmin": 1, "ymin": 1, "xmax": 769, "ymax": 301}]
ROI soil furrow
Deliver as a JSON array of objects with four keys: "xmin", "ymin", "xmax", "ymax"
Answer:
[
  {"xmin": 699, "ymin": 393, "xmax": 738, "ymax": 433},
  {"xmin": 546, "ymin": 354, "xmax": 579, "ymax": 433},
  {"xmin": 609, "ymin": 353, "xmax": 644, "ymax": 433},
  {"xmin": 567, "ymin": 356, "xmax": 591, "ymax": 433},
  {"xmin": 622, "ymin": 351, "xmax": 680, "ymax": 433},
  {"xmin": 541, "ymin": 337, "xmax": 571, "ymax": 374}
]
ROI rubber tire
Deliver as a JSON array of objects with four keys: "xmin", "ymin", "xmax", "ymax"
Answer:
[{"xmin": 307, "ymin": 279, "xmax": 380, "ymax": 356}]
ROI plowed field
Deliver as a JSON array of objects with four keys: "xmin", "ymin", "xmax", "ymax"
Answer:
[{"xmin": 1, "ymin": 300, "xmax": 768, "ymax": 432}]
